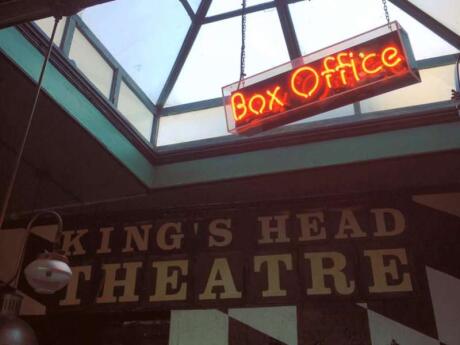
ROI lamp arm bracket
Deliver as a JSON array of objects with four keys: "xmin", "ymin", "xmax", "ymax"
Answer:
[{"xmin": 3, "ymin": 210, "xmax": 64, "ymax": 290}]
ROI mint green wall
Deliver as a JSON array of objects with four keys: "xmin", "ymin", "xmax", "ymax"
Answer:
[{"xmin": 153, "ymin": 122, "xmax": 460, "ymax": 188}]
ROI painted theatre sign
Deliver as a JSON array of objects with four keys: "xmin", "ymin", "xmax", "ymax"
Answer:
[
  {"xmin": 10, "ymin": 192, "xmax": 460, "ymax": 344},
  {"xmin": 223, "ymin": 22, "xmax": 420, "ymax": 135},
  {"xmin": 42, "ymin": 199, "xmax": 420, "ymax": 313}
]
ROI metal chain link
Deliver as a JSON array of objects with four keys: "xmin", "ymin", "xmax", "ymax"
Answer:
[
  {"xmin": 238, "ymin": 0, "xmax": 247, "ymax": 89},
  {"xmin": 381, "ymin": 0, "xmax": 392, "ymax": 29}
]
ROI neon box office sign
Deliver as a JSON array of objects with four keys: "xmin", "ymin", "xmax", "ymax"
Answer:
[{"xmin": 223, "ymin": 22, "xmax": 420, "ymax": 135}]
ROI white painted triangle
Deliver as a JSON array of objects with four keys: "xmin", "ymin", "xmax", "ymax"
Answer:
[
  {"xmin": 17, "ymin": 291, "xmax": 46, "ymax": 316},
  {"xmin": 426, "ymin": 266, "xmax": 460, "ymax": 345},
  {"xmin": 367, "ymin": 309, "xmax": 439, "ymax": 345},
  {"xmin": 169, "ymin": 309, "xmax": 228, "ymax": 345},
  {"xmin": 229, "ymin": 306, "xmax": 297, "ymax": 345},
  {"xmin": 1, "ymin": 224, "xmax": 57, "ymax": 243},
  {"xmin": 30, "ymin": 224, "xmax": 59, "ymax": 242},
  {"xmin": 413, "ymin": 193, "xmax": 460, "ymax": 218}
]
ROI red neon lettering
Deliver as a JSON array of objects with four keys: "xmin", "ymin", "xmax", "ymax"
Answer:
[
  {"xmin": 231, "ymin": 41, "xmax": 408, "ymax": 127},
  {"xmin": 360, "ymin": 52, "xmax": 383, "ymax": 74},
  {"xmin": 381, "ymin": 46, "xmax": 402, "ymax": 67},
  {"xmin": 249, "ymin": 94, "xmax": 266, "ymax": 115},
  {"xmin": 336, "ymin": 52, "xmax": 360, "ymax": 85},
  {"xmin": 231, "ymin": 92, "xmax": 247, "ymax": 121},
  {"xmin": 321, "ymin": 56, "xmax": 336, "ymax": 88},
  {"xmin": 291, "ymin": 66, "xmax": 320, "ymax": 99},
  {"xmin": 266, "ymin": 86, "xmax": 284, "ymax": 110}
]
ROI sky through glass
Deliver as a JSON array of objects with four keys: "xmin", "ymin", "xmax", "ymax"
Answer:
[
  {"xmin": 77, "ymin": 0, "xmax": 459, "ymax": 108},
  {"xmin": 79, "ymin": 0, "xmax": 190, "ymax": 103}
]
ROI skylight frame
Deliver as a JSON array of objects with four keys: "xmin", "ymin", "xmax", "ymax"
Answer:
[
  {"xmin": 179, "ymin": 0, "xmax": 196, "ymax": 20},
  {"xmin": 32, "ymin": 0, "xmax": 460, "ymax": 152},
  {"xmin": 157, "ymin": 0, "xmax": 459, "ymax": 117}
]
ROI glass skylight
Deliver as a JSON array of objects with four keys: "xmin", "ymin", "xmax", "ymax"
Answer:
[
  {"xmin": 35, "ymin": 0, "xmax": 459, "ymax": 147},
  {"xmin": 289, "ymin": 0, "xmax": 457, "ymax": 60},
  {"xmin": 361, "ymin": 64, "xmax": 455, "ymax": 112},
  {"xmin": 188, "ymin": 0, "xmax": 203, "ymax": 12},
  {"xmin": 387, "ymin": 2, "xmax": 457, "ymax": 59},
  {"xmin": 408, "ymin": 0, "xmax": 460, "ymax": 34},
  {"xmin": 76, "ymin": 0, "xmax": 458, "ymax": 110},
  {"xmin": 158, "ymin": 106, "xmax": 228, "ymax": 146},
  {"xmin": 35, "ymin": 17, "xmax": 66, "ymax": 45},
  {"xmin": 69, "ymin": 28, "xmax": 114, "ymax": 98},
  {"xmin": 79, "ymin": 0, "xmax": 190, "ymax": 103},
  {"xmin": 165, "ymin": 8, "xmax": 289, "ymax": 106}
]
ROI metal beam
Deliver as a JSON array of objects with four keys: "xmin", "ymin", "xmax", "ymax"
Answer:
[
  {"xmin": 60, "ymin": 15, "xmax": 76, "ymax": 56},
  {"xmin": 156, "ymin": 0, "xmax": 213, "ymax": 109},
  {"xmin": 179, "ymin": 0, "xmax": 195, "ymax": 20},
  {"xmin": 353, "ymin": 102, "xmax": 362, "ymax": 115},
  {"xmin": 110, "ymin": 68, "xmax": 122, "ymax": 106},
  {"xmin": 150, "ymin": 113, "xmax": 161, "ymax": 147},
  {"xmin": 205, "ymin": 1, "xmax": 276, "ymax": 24},
  {"xmin": 416, "ymin": 53, "xmax": 460, "ymax": 69},
  {"xmin": 389, "ymin": 0, "xmax": 460, "ymax": 50},
  {"xmin": 275, "ymin": 0, "xmax": 301, "ymax": 60},
  {"xmin": 161, "ymin": 97, "xmax": 222, "ymax": 116},
  {"xmin": 204, "ymin": 0, "xmax": 305, "ymax": 24}
]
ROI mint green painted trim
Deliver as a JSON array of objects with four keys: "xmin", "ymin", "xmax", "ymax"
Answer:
[
  {"xmin": 0, "ymin": 27, "xmax": 155, "ymax": 187},
  {"xmin": 152, "ymin": 122, "xmax": 460, "ymax": 188}
]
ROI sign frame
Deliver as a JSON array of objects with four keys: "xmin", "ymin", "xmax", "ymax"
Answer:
[{"xmin": 222, "ymin": 21, "xmax": 420, "ymax": 135}]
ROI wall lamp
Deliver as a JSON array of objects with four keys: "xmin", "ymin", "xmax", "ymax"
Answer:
[
  {"xmin": 0, "ymin": 12, "xmax": 70, "ymax": 345},
  {"xmin": 0, "ymin": 210, "xmax": 72, "ymax": 345}
]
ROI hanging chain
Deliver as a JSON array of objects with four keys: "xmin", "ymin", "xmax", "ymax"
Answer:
[
  {"xmin": 381, "ymin": 0, "xmax": 392, "ymax": 29},
  {"xmin": 238, "ymin": 0, "xmax": 247, "ymax": 89}
]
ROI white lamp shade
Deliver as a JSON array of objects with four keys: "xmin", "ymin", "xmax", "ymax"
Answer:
[{"xmin": 24, "ymin": 253, "xmax": 72, "ymax": 294}]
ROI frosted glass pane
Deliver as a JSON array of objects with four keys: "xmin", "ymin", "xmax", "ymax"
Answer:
[
  {"xmin": 166, "ymin": 9, "xmax": 289, "ymax": 106},
  {"xmin": 290, "ymin": 0, "xmax": 387, "ymax": 55},
  {"xmin": 79, "ymin": 0, "xmax": 190, "ymax": 102},
  {"xmin": 386, "ymin": 2, "xmax": 458, "ymax": 60},
  {"xmin": 409, "ymin": 0, "xmax": 460, "ymax": 34},
  {"xmin": 157, "ymin": 107, "xmax": 229, "ymax": 146},
  {"xmin": 288, "ymin": 104, "xmax": 355, "ymax": 126},
  {"xmin": 34, "ymin": 17, "xmax": 66, "ymax": 45},
  {"xmin": 361, "ymin": 64, "xmax": 454, "ymax": 113},
  {"xmin": 290, "ymin": 0, "xmax": 457, "ymax": 60},
  {"xmin": 117, "ymin": 81, "xmax": 154, "ymax": 140},
  {"xmin": 208, "ymin": 0, "xmax": 271, "ymax": 16},
  {"xmin": 69, "ymin": 29, "xmax": 113, "ymax": 98}
]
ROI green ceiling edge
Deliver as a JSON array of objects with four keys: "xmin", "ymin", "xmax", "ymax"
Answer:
[
  {"xmin": 153, "ymin": 121, "xmax": 460, "ymax": 188},
  {"xmin": 0, "ymin": 27, "xmax": 155, "ymax": 187}
]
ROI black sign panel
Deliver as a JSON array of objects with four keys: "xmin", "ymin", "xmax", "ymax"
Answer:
[{"xmin": 38, "ymin": 196, "xmax": 433, "ymax": 314}]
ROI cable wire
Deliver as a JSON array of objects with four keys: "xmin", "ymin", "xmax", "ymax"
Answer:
[{"xmin": 0, "ymin": 16, "xmax": 61, "ymax": 230}]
